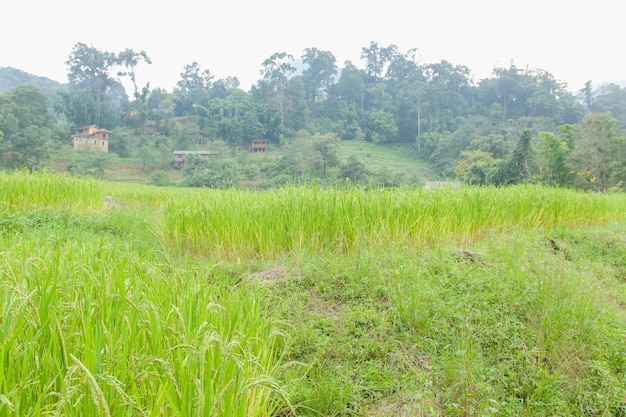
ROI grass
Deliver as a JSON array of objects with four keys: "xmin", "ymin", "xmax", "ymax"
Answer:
[
  {"xmin": 158, "ymin": 183, "xmax": 624, "ymax": 259},
  {"xmin": 1, "ymin": 170, "xmax": 625, "ymax": 416},
  {"xmin": 46, "ymin": 141, "xmax": 439, "ymax": 185},
  {"xmin": 334, "ymin": 141, "xmax": 437, "ymax": 179}
]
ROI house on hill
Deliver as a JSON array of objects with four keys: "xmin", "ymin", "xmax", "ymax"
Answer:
[
  {"xmin": 248, "ymin": 138, "xmax": 268, "ymax": 153},
  {"xmin": 70, "ymin": 125, "xmax": 110, "ymax": 153},
  {"xmin": 172, "ymin": 150, "xmax": 219, "ymax": 169}
]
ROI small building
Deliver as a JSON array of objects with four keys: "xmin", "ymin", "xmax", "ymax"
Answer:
[
  {"xmin": 424, "ymin": 181, "xmax": 461, "ymax": 190},
  {"xmin": 70, "ymin": 125, "xmax": 110, "ymax": 153},
  {"xmin": 173, "ymin": 150, "xmax": 219, "ymax": 169},
  {"xmin": 249, "ymin": 138, "xmax": 268, "ymax": 153}
]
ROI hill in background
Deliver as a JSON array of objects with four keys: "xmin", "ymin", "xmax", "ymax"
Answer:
[{"xmin": 0, "ymin": 66, "xmax": 67, "ymax": 102}]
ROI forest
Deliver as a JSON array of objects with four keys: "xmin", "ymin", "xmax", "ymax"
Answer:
[{"xmin": 0, "ymin": 41, "xmax": 625, "ymax": 191}]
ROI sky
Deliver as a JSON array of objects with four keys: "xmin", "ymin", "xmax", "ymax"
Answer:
[{"xmin": 2, "ymin": 0, "xmax": 625, "ymax": 94}]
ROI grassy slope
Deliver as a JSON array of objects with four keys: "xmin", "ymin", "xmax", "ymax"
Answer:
[
  {"xmin": 47, "ymin": 140, "xmax": 439, "ymax": 185},
  {"xmin": 1, "ymin": 172, "xmax": 625, "ymax": 416},
  {"xmin": 334, "ymin": 141, "xmax": 438, "ymax": 179}
]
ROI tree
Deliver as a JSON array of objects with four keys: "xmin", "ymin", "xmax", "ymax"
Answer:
[
  {"xmin": 360, "ymin": 41, "xmax": 398, "ymax": 81},
  {"xmin": 489, "ymin": 129, "xmax": 534, "ymax": 185},
  {"xmin": 592, "ymin": 84, "xmax": 626, "ymax": 128},
  {"xmin": 467, "ymin": 133, "xmax": 510, "ymax": 159},
  {"xmin": 334, "ymin": 61, "xmax": 365, "ymax": 109},
  {"xmin": 364, "ymin": 110, "xmax": 398, "ymax": 143},
  {"xmin": 146, "ymin": 170, "xmax": 172, "ymax": 186},
  {"xmin": 578, "ymin": 80, "xmax": 594, "ymax": 112},
  {"xmin": 176, "ymin": 61, "xmax": 213, "ymax": 92},
  {"xmin": 122, "ymin": 95, "xmax": 150, "ymax": 134},
  {"xmin": 0, "ymin": 85, "xmax": 54, "ymax": 168},
  {"xmin": 283, "ymin": 76, "xmax": 309, "ymax": 133},
  {"xmin": 5, "ymin": 126, "xmax": 51, "ymax": 168},
  {"xmin": 536, "ymin": 131, "xmax": 570, "ymax": 186},
  {"xmin": 252, "ymin": 102, "xmax": 282, "ymax": 144},
  {"xmin": 427, "ymin": 116, "xmax": 493, "ymax": 178},
  {"xmin": 136, "ymin": 143, "xmax": 172, "ymax": 172},
  {"xmin": 242, "ymin": 111, "xmax": 265, "ymax": 142},
  {"xmin": 108, "ymin": 127, "xmax": 137, "ymax": 157},
  {"xmin": 420, "ymin": 60, "xmax": 472, "ymax": 133},
  {"xmin": 146, "ymin": 88, "xmax": 175, "ymax": 128},
  {"xmin": 65, "ymin": 43, "xmax": 123, "ymax": 125},
  {"xmin": 568, "ymin": 112, "xmax": 625, "ymax": 192},
  {"xmin": 217, "ymin": 116, "xmax": 244, "ymax": 147},
  {"xmin": 0, "ymin": 85, "xmax": 53, "ymax": 129},
  {"xmin": 340, "ymin": 155, "xmax": 369, "ymax": 183},
  {"xmin": 301, "ymin": 48, "xmax": 337, "ymax": 112},
  {"xmin": 312, "ymin": 133, "xmax": 340, "ymax": 175},
  {"xmin": 457, "ymin": 150, "xmax": 495, "ymax": 185},
  {"xmin": 83, "ymin": 153, "xmax": 118, "ymax": 179},
  {"xmin": 276, "ymin": 137, "xmax": 323, "ymax": 183},
  {"xmin": 477, "ymin": 65, "xmax": 532, "ymax": 122},
  {"xmin": 174, "ymin": 62, "xmax": 213, "ymax": 116},
  {"xmin": 180, "ymin": 157, "xmax": 240, "ymax": 189},
  {"xmin": 117, "ymin": 49, "xmax": 152, "ymax": 99},
  {"xmin": 386, "ymin": 49, "xmax": 427, "ymax": 142},
  {"xmin": 259, "ymin": 52, "xmax": 296, "ymax": 127}
]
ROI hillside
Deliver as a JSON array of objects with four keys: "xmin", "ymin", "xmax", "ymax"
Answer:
[
  {"xmin": 336, "ymin": 141, "xmax": 438, "ymax": 179},
  {"xmin": 47, "ymin": 140, "xmax": 441, "ymax": 186},
  {"xmin": 2, "ymin": 64, "xmax": 624, "ymax": 191},
  {"xmin": 0, "ymin": 66, "xmax": 66, "ymax": 104}
]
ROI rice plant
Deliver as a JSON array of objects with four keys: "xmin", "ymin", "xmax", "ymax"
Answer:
[
  {"xmin": 160, "ymin": 183, "xmax": 625, "ymax": 259},
  {"xmin": 1, "ymin": 171, "xmax": 625, "ymax": 416}
]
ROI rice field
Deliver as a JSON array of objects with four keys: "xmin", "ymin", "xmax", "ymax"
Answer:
[{"xmin": 1, "ymin": 170, "xmax": 625, "ymax": 416}]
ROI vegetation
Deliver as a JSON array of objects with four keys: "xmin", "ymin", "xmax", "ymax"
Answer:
[
  {"xmin": 1, "ymin": 170, "xmax": 626, "ymax": 416},
  {"xmin": 1, "ymin": 40, "xmax": 625, "ymax": 191}
]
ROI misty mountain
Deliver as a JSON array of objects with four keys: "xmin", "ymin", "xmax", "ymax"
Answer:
[{"xmin": 0, "ymin": 66, "xmax": 66, "ymax": 102}]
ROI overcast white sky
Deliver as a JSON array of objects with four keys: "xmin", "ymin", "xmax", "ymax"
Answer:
[{"xmin": 2, "ymin": 0, "xmax": 625, "ymax": 93}]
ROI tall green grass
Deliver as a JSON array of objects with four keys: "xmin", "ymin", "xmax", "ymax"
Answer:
[
  {"xmin": 0, "ymin": 173, "xmax": 292, "ymax": 416},
  {"xmin": 2, "ymin": 171, "xmax": 625, "ymax": 416},
  {"xmin": 160, "ymin": 184, "xmax": 625, "ymax": 259},
  {"xmin": 0, "ymin": 169, "xmax": 102, "ymax": 211},
  {"xmin": 0, "ymin": 237, "xmax": 289, "ymax": 416}
]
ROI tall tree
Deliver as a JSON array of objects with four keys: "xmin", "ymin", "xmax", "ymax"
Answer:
[
  {"xmin": 65, "ymin": 43, "xmax": 121, "ymax": 124},
  {"xmin": 334, "ymin": 61, "xmax": 365, "ymax": 109},
  {"xmin": 116, "ymin": 49, "xmax": 152, "ymax": 99},
  {"xmin": 174, "ymin": 62, "xmax": 214, "ymax": 116},
  {"xmin": 386, "ymin": 49, "xmax": 427, "ymax": 142},
  {"xmin": 360, "ymin": 41, "xmax": 398, "ymax": 81},
  {"xmin": 283, "ymin": 76, "xmax": 309, "ymax": 132},
  {"xmin": 421, "ymin": 60, "xmax": 472, "ymax": 132},
  {"xmin": 259, "ymin": 52, "xmax": 296, "ymax": 127},
  {"xmin": 477, "ymin": 64, "xmax": 533, "ymax": 122},
  {"xmin": 301, "ymin": 48, "xmax": 337, "ymax": 112},
  {"xmin": 578, "ymin": 80, "xmax": 594, "ymax": 113},
  {"xmin": 176, "ymin": 61, "xmax": 214, "ymax": 92}
]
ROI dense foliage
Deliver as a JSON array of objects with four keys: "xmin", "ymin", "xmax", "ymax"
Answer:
[{"xmin": 1, "ymin": 41, "xmax": 625, "ymax": 190}]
